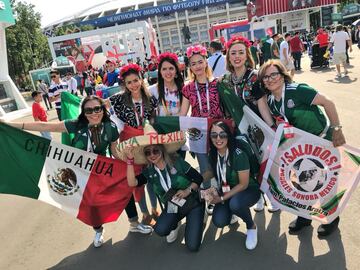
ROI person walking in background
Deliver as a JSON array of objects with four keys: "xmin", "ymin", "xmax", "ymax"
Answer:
[
  {"xmin": 31, "ymin": 91, "xmax": 52, "ymax": 140},
  {"xmin": 280, "ymin": 33, "xmax": 295, "ymax": 78},
  {"xmin": 270, "ymin": 33, "xmax": 281, "ymax": 60},
  {"xmin": 289, "ymin": 31, "xmax": 304, "ymax": 71},
  {"xmin": 37, "ymin": 80, "xmax": 52, "ymax": 111},
  {"xmin": 208, "ymin": 39, "xmax": 227, "ymax": 78},
  {"xmin": 48, "ymin": 69, "xmax": 68, "ymax": 121},
  {"xmin": 65, "ymin": 72, "xmax": 78, "ymax": 95},
  {"xmin": 327, "ymin": 24, "xmax": 353, "ymax": 78},
  {"xmin": 315, "ymin": 28, "xmax": 329, "ymax": 68}
]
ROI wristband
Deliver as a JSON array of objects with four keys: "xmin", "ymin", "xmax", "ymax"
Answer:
[{"xmin": 220, "ymin": 196, "xmax": 224, "ymax": 203}]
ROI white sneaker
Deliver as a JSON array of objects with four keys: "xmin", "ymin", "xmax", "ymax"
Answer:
[
  {"xmin": 129, "ymin": 223, "xmax": 153, "ymax": 234},
  {"xmin": 264, "ymin": 195, "xmax": 280, "ymax": 213},
  {"xmin": 253, "ymin": 196, "xmax": 264, "ymax": 212},
  {"xmin": 206, "ymin": 203, "xmax": 214, "ymax": 215},
  {"xmin": 230, "ymin": 215, "xmax": 238, "ymax": 225},
  {"xmin": 166, "ymin": 224, "xmax": 180, "ymax": 243},
  {"xmin": 93, "ymin": 228, "xmax": 104, "ymax": 248},
  {"xmin": 246, "ymin": 227, "xmax": 258, "ymax": 250},
  {"xmin": 336, "ymin": 73, "xmax": 342, "ymax": 79}
]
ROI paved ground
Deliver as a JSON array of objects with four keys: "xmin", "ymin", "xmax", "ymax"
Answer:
[{"xmin": 0, "ymin": 48, "xmax": 359, "ymax": 270}]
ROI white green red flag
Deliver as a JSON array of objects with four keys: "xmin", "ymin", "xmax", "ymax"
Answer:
[
  {"xmin": 261, "ymin": 124, "xmax": 360, "ymax": 224},
  {"xmin": 0, "ymin": 123, "xmax": 133, "ymax": 226},
  {"xmin": 154, "ymin": 116, "xmax": 235, "ymax": 154}
]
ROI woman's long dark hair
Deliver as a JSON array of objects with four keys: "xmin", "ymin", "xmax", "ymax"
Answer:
[
  {"xmin": 157, "ymin": 57, "xmax": 184, "ymax": 105},
  {"xmin": 77, "ymin": 95, "xmax": 111, "ymax": 128},
  {"xmin": 208, "ymin": 121, "xmax": 235, "ymax": 177}
]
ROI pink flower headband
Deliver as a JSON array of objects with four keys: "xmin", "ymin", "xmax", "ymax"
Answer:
[
  {"xmin": 120, "ymin": 63, "xmax": 142, "ymax": 80},
  {"xmin": 158, "ymin": 52, "xmax": 179, "ymax": 63},
  {"xmin": 186, "ymin": 45, "xmax": 207, "ymax": 58},
  {"xmin": 226, "ymin": 36, "xmax": 251, "ymax": 49}
]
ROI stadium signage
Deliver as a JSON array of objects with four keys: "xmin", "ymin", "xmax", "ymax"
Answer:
[{"xmin": 79, "ymin": 0, "xmax": 229, "ymax": 27}]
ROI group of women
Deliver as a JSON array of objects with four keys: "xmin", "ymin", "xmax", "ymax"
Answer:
[{"xmin": 3, "ymin": 35, "xmax": 346, "ymax": 252}]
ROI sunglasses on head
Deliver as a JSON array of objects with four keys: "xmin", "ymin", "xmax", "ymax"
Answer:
[
  {"xmin": 144, "ymin": 147, "xmax": 161, "ymax": 157},
  {"xmin": 210, "ymin": 131, "xmax": 228, "ymax": 140},
  {"xmin": 84, "ymin": 105, "xmax": 103, "ymax": 115}
]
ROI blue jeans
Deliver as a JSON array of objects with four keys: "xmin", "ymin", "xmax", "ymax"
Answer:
[
  {"xmin": 196, "ymin": 153, "xmax": 211, "ymax": 189},
  {"xmin": 154, "ymin": 202, "xmax": 205, "ymax": 252},
  {"xmin": 138, "ymin": 183, "xmax": 158, "ymax": 214},
  {"xmin": 212, "ymin": 185, "xmax": 260, "ymax": 229}
]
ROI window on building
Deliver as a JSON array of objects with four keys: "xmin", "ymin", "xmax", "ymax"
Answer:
[
  {"xmin": 162, "ymin": 36, "xmax": 170, "ymax": 46},
  {"xmin": 87, "ymin": 12, "xmax": 101, "ymax": 20},
  {"xmin": 138, "ymin": 2, "xmax": 155, "ymax": 9},
  {"xmin": 121, "ymin": 5, "xmax": 136, "ymax": 12},
  {"xmin": 157, "ymin": 0, "xmax": 174, "ymax": 5},
  {"xmin": 103, "ymin": 9, "xmax": 118, "ymax": 16},
  {"xmin": 190, "ymin": 25, "xmax": 199, "ymax": 42},
  {"xmin": 199, "ymin": 24, "xmax": 209, "ymax": 41}
]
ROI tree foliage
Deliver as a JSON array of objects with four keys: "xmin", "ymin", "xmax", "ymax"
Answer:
[{"xmin": 5, "ymin": 0, "xmax": 52, "ymax": 89}]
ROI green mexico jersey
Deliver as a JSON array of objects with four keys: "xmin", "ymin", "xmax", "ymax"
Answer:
[
  {"xmin": 142, "ymin": 157, "xmax": 192, "ymax": 203},
  {"xmin": 268, "ymin": 83, "xmax": 327, "ymax": 136},
  {"xmin": 219, "ymin": 148, "xmax": 258, "ymax": 189},
  {"xmin": 64, "ymin": 120, "xmax": 119, "ymax": 156}
]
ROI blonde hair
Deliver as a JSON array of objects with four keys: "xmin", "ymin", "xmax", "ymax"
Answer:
[
  {"xmin": 187, "ymin": 55, "xmax": 213, "ymax": 82},
  {"xmin": 143, "ymin": 144, "xmax": 177, "ymax": 168},
  {"xmin": 258, "ymin": 59, "xmax": 293, "ymax": 87},
  {"xmin": 226, "ymin": 41, "xmax": 255, "ymax": 72}
]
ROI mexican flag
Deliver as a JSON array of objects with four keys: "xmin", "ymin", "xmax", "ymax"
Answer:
[
  {"xmin": 154, "ymin": 116, "xmax": 232, "ymax": 154},
  {"xmin": 61, "ymin": 92, "xmax": 81, "ymax": 145},
  {"xmin": 0, "ymin": 123, "xmax": 134, "ymax": 227}
]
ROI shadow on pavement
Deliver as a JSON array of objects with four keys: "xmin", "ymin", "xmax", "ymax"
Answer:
[{"xmin": 49, "ymin": 212, "xmax": 346, "ymax": 270}]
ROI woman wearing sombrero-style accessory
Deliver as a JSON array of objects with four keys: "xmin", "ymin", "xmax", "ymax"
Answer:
[
  {"xmin": 217, "ymin": 35, "xmax": 278, "ymax": 213},
  {"xmin": 121, "ymin": 124, "xmax": 205, "ymax": 251},
  {"xmin": 108, "ymin": 64, "xmax": 158, "ymax": 230}
]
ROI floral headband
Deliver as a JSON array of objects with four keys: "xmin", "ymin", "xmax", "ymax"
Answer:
[
  {"xmin": 158, "ymin": 52, "xmax": 178, "ymax": 63},
  {"xmin": 186, "ymin": 45, "xmax": 207, "ymax": 58},
  {"xmin": 120, "ymin": 63, "xmax": 142, "ymax": 80},
  {"xmin": 226, "ymin": 36, "xmax": 251, "ymax": 49}
]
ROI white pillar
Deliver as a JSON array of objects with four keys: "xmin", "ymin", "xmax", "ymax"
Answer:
[
  {"xmin": 226, "ymin": 3, "xmax": 231, "ymax": 22},
  {"xmin": 155, "ymin": 15, "xmax": 163, "ymax": 52},
  {"xmin": 0, "ymin": 26, "xmax": 9, "ymax": 80}
]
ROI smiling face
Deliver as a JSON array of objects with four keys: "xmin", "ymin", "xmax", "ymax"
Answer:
[
  {"xmin": 262, "ymin": 65, "xmax": 284, "ymax": 93},
  {"xmin": 160, "ymin": 60, "xmax": 177, "ymax": 84},
  {"xmin": 124, "ymin": 73, "xmax": 142, "ymax": 97},
  {"xmin": 210, "ymin": 125, "xmax": 228, "ymax": 152},
  {"xmin": 228, "ymin": 43, "xmax": 247, "ymax": 70},
  {"xmin": 189, "ymin": 54, "xmax": 207, "ymax": 78},
  {"xmin": 144, "ymin": 145, "xmax": 163, "ymax": 165},
  {"xmin": 83, "ymin": 99, "xmax": 104, "ymax": 126}
]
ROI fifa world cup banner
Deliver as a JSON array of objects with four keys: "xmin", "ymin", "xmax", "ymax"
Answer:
[{"xmin": 261, "ymin": 125, "xmax": 360, "ymax": 224}]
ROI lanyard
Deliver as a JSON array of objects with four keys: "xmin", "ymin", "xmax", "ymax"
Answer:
[
  {"xmin": 216, "ymin": 149, "xmax": 228, "ymax": 186},
  {"xmin": 154, "ymin": 166, "xmax": 172, "ymax": 192},
  {"xmin": 195, "ymin": 81, "xmax": 210, "ymax": 116},
  {"xmin": 269, "ymin": 84, "xmax": 289, "ymax": 122},
  {"xmin": 132, "ymin": 99, "xmax": 144, "ymax": 127},
  {"xmin": 86, "ymin": 125, "xmax": 103, "ymax": 153}
]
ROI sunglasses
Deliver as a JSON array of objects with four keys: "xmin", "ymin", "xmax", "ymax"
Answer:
[
  {"xmin": 84, "ymin": 105, "xmax": 103, "ymax": 115},
  {"xmin": 51, "ymin": 75, "xmax": 58, "ymax": 78},
  {"xmin": 210, "ymin": 131, "xmax": 228, "ymax": 139},
  {"xmin": 144, "ymin": 148, "xmax": 161, "ymax": 157}
]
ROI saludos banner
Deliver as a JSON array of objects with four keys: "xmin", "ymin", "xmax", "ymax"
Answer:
[{"xmin": 263, "ymin": 126, "xmax": 360, "ymax": 224}]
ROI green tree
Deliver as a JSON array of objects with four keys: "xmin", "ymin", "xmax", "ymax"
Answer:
[{"xmin": 5, "ymin": 0, "xmax": 52, "ymax": 89}]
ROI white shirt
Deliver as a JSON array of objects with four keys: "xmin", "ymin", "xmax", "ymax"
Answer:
[
  {"xmin": 66, "ymin": 77, "xmax": 78, "ymax": 94},
  {"xmin": 149, "ymin": 84, "xmax": 180, "ymax": 116},
  {"xmin": 330, "ymin": 31, "xmax": 350, "ymax": 54},
  {"xmin": 280, "ymin": 40, "xmax": 290, "ymax": 62},
  {"xmin": 207, "ymin": 51, "xmax": 227, "ymax": 78}
]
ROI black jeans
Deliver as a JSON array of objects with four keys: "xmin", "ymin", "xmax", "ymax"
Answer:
[
  {"xmin": 56, "ymin": 108, "xmax": 61, "ymax": 121},
  {"xmin": 42, "ymin": 94, "xmax": 52, "ymax": 110},
  {"xmin": 319, "ymin": 46, "xmax": 328, "ymax": 67},
  {"xmin": 292, "ymin": 52, "xmax": 302, "ymax": 70}
]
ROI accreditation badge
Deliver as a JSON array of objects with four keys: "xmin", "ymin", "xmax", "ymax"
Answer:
[
  {"xmin": 284, "ymin": 123, "xmax": 294, "ymax": 139},
  {"xmin": 167, "ymin": 201, "xmax": 178, "ymax": 214},
  {"xmin": 222, "ymin": 183, "xmax": 230, "ymax": 194}
]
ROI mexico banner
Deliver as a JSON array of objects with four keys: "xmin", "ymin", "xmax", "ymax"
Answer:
[
  {"xmin": 0, "ymin": 123, "xmax": 133, "ymax": 226},
  {"xmin": 261, "ymin": 124, "xmax": 360, "ymax": 224}
]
